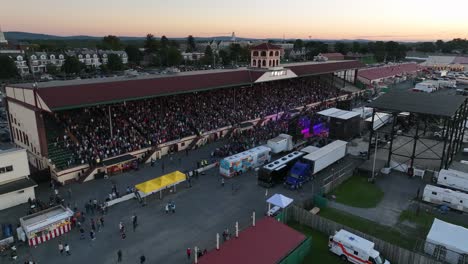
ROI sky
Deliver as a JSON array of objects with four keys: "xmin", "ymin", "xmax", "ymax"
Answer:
[{"xmin": 1, "ymin": 0, "xmax": 468, "ymax": 41}]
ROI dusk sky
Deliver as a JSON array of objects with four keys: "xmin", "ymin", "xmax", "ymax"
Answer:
[{"xmin": 2, "ymin": 0, "xmax": 467, "ymax": 41}]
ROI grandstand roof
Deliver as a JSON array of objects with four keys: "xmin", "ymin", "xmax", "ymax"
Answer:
[
  {"xmin": 198, "ymin": 217, "xmax": 306, "ymax": 264},
  {"xmin": 8, "ymin": 60, "xmax": 364, "ymax": 110},
  {"xmin": 358, "ymin": 63, "xmax": 420, "ymax": 81},
  {"xmin": 368, "ymin": 90, "xmax": 465, "ymax": 117}
]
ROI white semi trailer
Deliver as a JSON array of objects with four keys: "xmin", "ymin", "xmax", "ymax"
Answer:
[{"xmin": 437, "ymin": 169, "xmax": 468, "ymax": 193}]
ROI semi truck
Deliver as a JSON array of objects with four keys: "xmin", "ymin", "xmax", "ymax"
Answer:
[
  {"xmin": 436, "ymin": 169, "xmax": 468, "ymax": 193},
  {"xmin": 422, "ymin": 185, "xmax": 468, "ymax": 213},
  {"xmin": 284, "ymin": 140, "xmax": 347, "ymax": 189},
  {"xmin": 219, "ymin": 146, "xmax": 271, "ymax": 178},
  {"xmin": 329, "ymin": 229, "xmax": 390, "ymax": 264}
]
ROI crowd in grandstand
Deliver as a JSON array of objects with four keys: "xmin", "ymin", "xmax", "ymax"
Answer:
[{"xmin": 51, "ymin": 76, "xmax": 350, "ymax": 168}]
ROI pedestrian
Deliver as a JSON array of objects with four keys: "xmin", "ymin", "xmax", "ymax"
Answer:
[
  {"xmin": 140, "ymin": 255, "xmax": 146, "ymax": 264},
  {"xmin": 186, "ymin": 248, "xmax": 191, "ymax": 260},
  {"xmin": 132, "ymin": 214, "xmax": 138, "ymax": 231},
  {"xmin": 91, "ymin": 219, "xmax": 96, "ymax": 231},
  {"xmin": 185, "ymin": 148, "xmax": 189, "ymax": 156},
  {"xmin": 79, "ymin": 228, "xmax": 85, "ymax": 240},
  {"xmin": 121, "ymin": 231, "xmax": 126, "ymax": 240},
  {"xmin": 171, "ymin": 202, "xmax": 176, "ymax": 213},
  {"xmin": 100, "ymin": 216, "xmax": 104, "ymax": 227},
  {"xmin": 90, "ymin": 230, "xmax": 95, "ymax": 240},
  {"xmin": 221, "ymin": 178, "xmax": 225, "ymax": 187},
  {"xmin": 117, "ymin": 249, "xmax": 122, "ymax": 262},
  {"xmin": 165, "ymin": 203, "xmax": 169, "ymax": 214},
  {"xmin": 97, "ymin": 220, "xmax": 101, "ymax": 232},
  {"xmin": 58, "ymin": 241, "xmax": 64, "ymax": 255},
  {"xmin": 64, "ymin": 244, "xmax": 70, "ymax": 256},
  {"xmin": 119, "ymin": 222, "xmax": 123, "ymax": 232},
  {"xmin": 54, "ymin": 188, "xmax": 59, "ymax": 196}
]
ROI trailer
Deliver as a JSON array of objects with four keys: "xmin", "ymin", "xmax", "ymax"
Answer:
[
  {"xmin": 302, "ymin": 140, "xmax": 347, "ymax": 175},
  {"xmin": 257, "ymin": 151, "xmax": 305, "ymax": 187},
  {"xmin": 436, "ymin": 169, "xmax": 468, "ymax": 193},
  {"xmin": 365, "ymin": 113, "xmax": 391, "ymax": 130},
  {"xmin": 422, "ymin": 185, "xmax": 468, "ymax": 213},
  {"xmin": 220, "ymin": 146, "xmax": 271, "ymax": 178},
  {"xmin": 425, "ymin": 219, "xmax": 468, "ymax": 264},
  {"xmin": 267, "ymin": 134, "xmax": 293, "ymax": 154}
]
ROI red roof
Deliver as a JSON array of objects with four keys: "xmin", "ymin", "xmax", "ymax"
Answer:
[
  {"xmin": 288, "ymin": 60, "xmax": 363, "ymax": 77},
  {"xmin": 9, "ymin": 61, "xmax": 364, "ymax": 110},
  {"xmin": 251, "ymin": 43, "xmax": 283, "ymax": 50},
  {"xmin": 358, "ymin": 63, "xmax": 420, "ymax": 81},
  {"xmin": 198, "ymin": 217, "xmax": 306, "ymax": 264},
  {"xmin": 36, "ymin": 70, "xmax": 253, "ymax": 110}
]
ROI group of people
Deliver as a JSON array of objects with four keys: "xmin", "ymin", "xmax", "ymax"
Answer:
[{"xmin": 47, "ymin": 75, "xmax": 349, "ymax": 169}]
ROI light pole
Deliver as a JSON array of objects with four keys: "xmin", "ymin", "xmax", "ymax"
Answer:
[{"xmin": 371, "ymin": 132, "xmax": 378, "ymax": 182}]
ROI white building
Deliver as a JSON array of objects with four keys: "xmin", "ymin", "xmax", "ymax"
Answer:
[
  {"xmin": 99, "ymin": 50, "xmax": 128, "ymax": 65},
  {"xmin": 8, "ymin": 53, "xmax": 30, "ymax": 75},
  {"xmin": 0, "ymin": 148, "xmax": 37, "ymax": 210},
  {"xmin": 29, "ymin": 52, "xmax": 49, "ymax": 74},
  {"xmin": 181, "ymin": 52, "xmax": 205, "ymax": 61}
]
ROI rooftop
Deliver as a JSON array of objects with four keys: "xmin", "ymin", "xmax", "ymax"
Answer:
[
  {"xmin": 8, "ymin": 60, "xmax": 364, "ymax": 111},
  {"xmin": 198, "ymin": 217, "xmax": 306, "ymax": 264},
  {"xmin": 368, "ymin": 90, "xmax": 466, "ymax": 117},
  {"xmin": 0, "ymin": 177, "xmax": 37, "ymax": 196},
  {"xmin": 358, "ymin": 63, "xmax": 420, "ymax": 81},
  {"xmin": 251, "ymin": 43, "xmax": 283, "ymax": 50}
]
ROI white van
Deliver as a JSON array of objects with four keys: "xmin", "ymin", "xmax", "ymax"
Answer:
[{"xmin": 329, "ymin": 229, "xmax": 390, "ymax": 264}]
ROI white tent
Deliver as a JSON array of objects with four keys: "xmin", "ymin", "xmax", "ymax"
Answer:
[
  {"xmin": 425, "ymin": 218, "xmax": 468, "ymax": 264},
  {"xmin": 266, "ymin": 194, "xmax": 293, "ymax": 216}
]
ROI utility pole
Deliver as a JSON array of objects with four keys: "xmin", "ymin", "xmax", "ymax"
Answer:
[{"xmin": 371, "ymin": 132, "xmax": 378, "ymax": 182}]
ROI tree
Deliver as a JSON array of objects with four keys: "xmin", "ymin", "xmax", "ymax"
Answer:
[
  {"xmin": 385, "ymin": 41, "xmax": 399, "ymax": 61},
  {"xmin": 144, "ymin": 34, "xmax": 159, "ymax": 53},
  {"xmin": 351, "ymin": 42, "xmax": 361, "ymax": 53},
  {"xmin": 186, "ymin": 35, "xmax": 196, "ymax": 52},
  {"xmin": 334, "ymin": 42, "xmax": 349, "ymax": 55},
  {"xmin": 371, "ymin": 41, "xmax": 386, "ymax": 62},
  {"xmin": 417, "ymin": 42, "xmax": 436, "ymax": 53},
  {"xmin": 101, "ymin": 35, "xmax": 122, "ymax": 50},
  {"xmin": 107, "ymin": 54, "xmax": 124, "ymax": 71},
  {"xmin": 0, "ymin": 55, "xmax": 18, "ymax": 79},
  {"xmin": 125, "ymin": 45, "xmax": 142, "ymax": 64},
  {"xmin": 293, "ymin": 39, "xmax": 304, "ymax": 50},
  {"xmin": 46, "ymin": 64, "xmax": 59, "ymax": 75},
  {"xmin": 62, "ymin": 56, "xmax": 83, "ymax": 74},
  {"xmin": 218, "ymin": 49, "xmax": 230, "ymax": 65},
  {"xmin": 396, "ymin": 44, "xmax": 407, "ymax": 60},
  {"xmin": 202, "ymin": 45, "xmax": 214, "ymax": 65},
  {"xmin": 229, "ymin": 43, "xmax": 242, "ymax": 64},
  {"xmin": 435, "ymin": 40, "xmax": 445, "ymax": 52},
  {"xmin": 160, "ymin": 36, "xmax": 169, "ymax": 49},
  {"xmin": 166, "ymin": 47, "xmax": 182, "ymax": 66}
]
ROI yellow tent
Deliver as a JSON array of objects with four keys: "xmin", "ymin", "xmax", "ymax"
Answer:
[{"xmin": 135, "ymin": 171, "xmax": 187, "ymax": 194}]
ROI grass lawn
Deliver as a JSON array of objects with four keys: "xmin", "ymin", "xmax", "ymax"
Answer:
[
  {"xmin": 360, "ymin": 56, "xmax": 377, "ymax": 65},
  {"xmin": 289, "ymin": 221, "xmax": 342, "ymax": 264},
  {"xmin": 399, "ymin": 209, "xmax": 468, "ymax": 236},
  {"xmin": 332, "ymin": 175, "xmax": 384, "ymax": 208},
  {"xmin": 320, "ymin": 207, "xmax": 416, "ymax": 250}
]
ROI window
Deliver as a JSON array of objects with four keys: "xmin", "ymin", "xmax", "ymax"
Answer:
[
  {"xmin": 269, "ymin": 51, "xmax": 273, "ymax": 56},
  {"xmin": 275, "ymin": 51, "xmax": 279, "ymax": 56},
  {"xmin": 261, "ymin": 51, "xmax": 267, "ymax": 56},
  {"xmin": 253, "ymin": 51, "xmax": 259, "ymax": 56}
]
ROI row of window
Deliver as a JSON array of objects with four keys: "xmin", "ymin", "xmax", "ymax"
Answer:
[
  {"xmin": 252, "ymin": 51, "xmax": 280, "ymax": 57},
  {"xmin": 0, "ymin": 165, "xmax": 13, "ymax": 174}
]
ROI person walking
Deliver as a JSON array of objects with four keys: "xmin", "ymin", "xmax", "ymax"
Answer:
[
  {"xmin": 221, "ymin": 178, "xmax": 225, "ymax": 187},
  {"xmin": 132, "ymin": 214, "xmax": 138, "ymax": 232},
  {"xmin": 99, "ymin": 216, "xmax": 104, "ymax": 227},
  {"xmin": 79, "ymin": 227, "xmax": 85, "ymax": 240},
  {"xmin": 90, "ymin": 230, "xmax": 95, "ymax": 240},
  {"xmin": 64, "ymin": 244, "xmax": 70, "ymax": 256},
  {"xmin": 58, "ymin": 241, "xmax": 64, "ymax": 255},
  {"xmin": 119, "ymin": 222, "xmax": 124, "ymax": 233},
  {"xmin": 140, "ymin": 255, "xmax": 146, "ymax": 264},
  {"xmin": 165, "ymin": 203, "xmax": 169, "ymax": 214},
  {"xmin": 186, "ymin": 248, "xmax": 191, "ymax": 260},
  {"xmin": 171, "ymin": 201, "xmax": 176, "ymax": 213},
  {"xmin": 117, "ymin": 249, "xmax": 122, "ymax": 262}
]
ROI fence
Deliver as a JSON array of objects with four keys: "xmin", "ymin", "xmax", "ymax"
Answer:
[
  {"xmin": 320, "ymin": 160, "xmax": 356, "ymax": 194},
  {"xmin": 289, "ymin": 205, "xmax": 444, "ymax": 264}
]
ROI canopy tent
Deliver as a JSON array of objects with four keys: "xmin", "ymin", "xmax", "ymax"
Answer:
[
  {"xmin": 135, "ymin": 171, "xmax": 187, "ymax": 198},
  {"xmin": 266, "ymin": 194, "xmax": 294, "ymax": 217}
]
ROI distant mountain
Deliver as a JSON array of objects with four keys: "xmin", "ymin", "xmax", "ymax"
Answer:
[{"xmin": 4, "ymin": 31, "xmax": 377, "ymax": 43}]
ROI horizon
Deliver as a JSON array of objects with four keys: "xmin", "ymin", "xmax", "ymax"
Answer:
[{"xmin": 2, "ymin": 0, "xmax": 468, "ymax": 42}]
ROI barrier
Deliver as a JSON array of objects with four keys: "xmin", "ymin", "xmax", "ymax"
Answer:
[{"xmin": 105, "ymin": 193, "xmax": 136, "ymax": 207}]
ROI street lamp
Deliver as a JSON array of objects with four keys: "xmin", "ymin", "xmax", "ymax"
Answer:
[{"xmin": 371, "ymin": 132, "xmax": 378, "ymax": 182}]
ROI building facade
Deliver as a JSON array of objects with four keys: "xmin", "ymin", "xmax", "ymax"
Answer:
[{"xmin": 250, "ymin": 43, "xmax": 283, "ymax": 68}]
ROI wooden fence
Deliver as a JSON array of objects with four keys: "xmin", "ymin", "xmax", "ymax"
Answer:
[{"xmin": 289, "ymin": 206, "xmax": 443, "ymax": 264}]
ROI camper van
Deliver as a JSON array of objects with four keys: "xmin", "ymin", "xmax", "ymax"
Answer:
[
  {"xmin": 329, "ymin": 229, "xmax": 390, "ymax": 264},
  {"xmin": 422, "ymin": 185, "xmax": 468, "ymax": 213},
  {"xmin": 436, "ymin": 169, "xmax": 468, "ymax": 193}
]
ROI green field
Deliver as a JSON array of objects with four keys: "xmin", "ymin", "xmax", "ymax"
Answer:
[
  {"xmin": 399, "ymin": 209, "xmax": 468, "ymax": 236},
  {"xmin": 320, "ymin": 207, "xmax": 416, "ymax": 250},
  {"xmin": 332, "ymin": 175, "xmax": 384, "ymax": 208},
  {"xmin": 289, "ymin": 222, "xmax": 342, "ymax": 264}
]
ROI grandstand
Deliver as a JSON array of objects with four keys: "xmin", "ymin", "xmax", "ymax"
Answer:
[
  {"xmin": 357, "ymin": 63, "xmax": 421, "ymax": 85},
  {"xmin": 5, "ymin": 59, "xmax": 363, "ymax": 184}
]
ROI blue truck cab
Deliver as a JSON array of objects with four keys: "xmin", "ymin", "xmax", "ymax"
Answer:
[{"xmin": 284, "ymin": 161, "xmax": 311, "ymax": 189}]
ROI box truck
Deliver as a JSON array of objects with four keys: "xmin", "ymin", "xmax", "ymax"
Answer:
[
  {"xmin": 266, "ymin": 134, "xmax": 293, "ymax": 154},
  {"xmin": 422, "ymin": 185, "xmax": 468, "ymax": 213},
  {"xmin": 329, "ymin": 229, "xmax": 390, "ymax": 264},
  {"xmin": 219, "ymin": 146, "xmax": 271, "ymax": 178},
  {"xmin": 436, "ymin": 169, "xmax": 468, "ymax": 193}
]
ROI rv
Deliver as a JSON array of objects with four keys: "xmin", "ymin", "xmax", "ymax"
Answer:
[
  {"xmin": 436, "ymin": 169, "xmax": 468, "ymax": 193},
  {"xmin": 422, "ymin": 185, "xmax": 468, "ymax": 213},
  {"xmin": 329, "ymin": 229, "xmax": 390, "ymax": 264},
  {"xmin": 257, "ymin": 151, "xmax": 305, "ymax": 187},
  {"xmin": 219, "ymin": 146, "xmax": 271, "ymax": 178}
]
